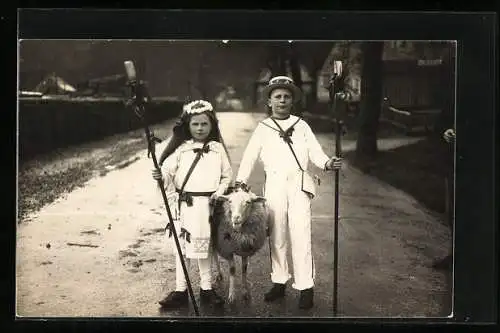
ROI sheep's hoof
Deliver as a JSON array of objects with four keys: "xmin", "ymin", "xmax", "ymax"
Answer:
[
  {"xmin": 212, "ymin": 274, "xmax": 223, "ymax": 289},
  {"xmin": 227, "ymin": 293, "xmax": 236, "ymax": 305}
]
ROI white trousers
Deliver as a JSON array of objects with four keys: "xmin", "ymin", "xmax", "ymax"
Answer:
[
  {"xmin": 264, "ymin": 170, "xmax": 315, "ymax": 290},
  {"xmin": 175, "ymin": 250, "xmax": 212, "ymax": 291}
]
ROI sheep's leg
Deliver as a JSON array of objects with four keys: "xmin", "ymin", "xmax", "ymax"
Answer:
[
  {"xmin": 227, "ymin": 254, "xmax": 236, "ymax": 304},
  {"xmin": 241, "ymin": 256, "xmax": 250, "ymax": 301},
  {"xmin": 214, "ymin": 255, "xmax": 223, "ymax": 285},
  {"xmin": 212, "ymin": 248, "xmax": 223, "ymax": 286}
]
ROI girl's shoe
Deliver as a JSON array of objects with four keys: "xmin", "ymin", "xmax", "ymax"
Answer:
[
  {"xmin": 158, "ymin": 290, "xmax": 188, "ymax": 309},
  {"xmin": 200, "ymin": 288, "xmax": 225, "ymax": 306}
]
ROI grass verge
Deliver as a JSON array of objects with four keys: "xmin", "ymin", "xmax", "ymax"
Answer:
[{"xmin": 343, "ymin": 137, "xmax": 452, "ymax": 219}]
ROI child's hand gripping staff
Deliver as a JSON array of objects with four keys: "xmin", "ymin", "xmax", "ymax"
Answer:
[{"xmin": 124, "ymin": 60, "xmax": 200, "ymax": 316}]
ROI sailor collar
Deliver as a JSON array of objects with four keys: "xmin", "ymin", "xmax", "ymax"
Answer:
[{"xmin": 261, "ymin": 115, "xmax": 301, "ymax": 133}]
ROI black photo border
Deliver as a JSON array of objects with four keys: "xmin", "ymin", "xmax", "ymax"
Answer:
[{"xmin": 7, "ymin": 8, "xmax": 498, "ymax": 333}]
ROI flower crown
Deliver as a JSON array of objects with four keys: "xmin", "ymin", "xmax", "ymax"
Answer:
[{"xmin": 183, "ymin": 100, "xmax": 214, "ymax": 115}]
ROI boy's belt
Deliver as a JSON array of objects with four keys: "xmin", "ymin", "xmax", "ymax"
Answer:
[{"xmin": 176, "ymin": 189, "xmax": 215, "ymax": 206}]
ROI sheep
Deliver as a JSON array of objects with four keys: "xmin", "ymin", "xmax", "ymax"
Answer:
[{"xmin": 209, "ymin": 186, "xmax": 272, "ymax": 304}]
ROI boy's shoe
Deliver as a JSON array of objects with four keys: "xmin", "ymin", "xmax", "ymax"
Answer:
[
  {"xmin": 264, "ymin": 283, "xmax": 286, "ymax": 302},
  {"xmin": 298, "ymin": 288, "xmax": 314, "ymax": 309},
  {"xmin": 200, "ymin": 288, "xmax": 225, "ymax": 306},
  {"xmin": 158, "ymin": 290, "xmax": 188, "ymax": 309}
]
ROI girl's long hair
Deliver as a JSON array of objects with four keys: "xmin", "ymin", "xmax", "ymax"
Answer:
[{"xmin": 158, "ymin": 107, "xmax": 231, "ymax": 165}]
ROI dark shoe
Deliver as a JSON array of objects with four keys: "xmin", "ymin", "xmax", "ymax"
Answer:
[
  {"xmin": 200, "ymin": 288, "xmax": 225, "ymax": 306},
  {"xmin": 264, "ymin": 283, "xmax": 286, "ymax": 302},
  {"xmin": 431, "ymin": 254, "xmax": 453, "ymax": 271},
  {"xmin": 298, "ymin": 288, "xmax": 314, "ymax": 309},
  {"xmin": 158, "ymin": 290, "xmax": 188, "ymax": 309}
]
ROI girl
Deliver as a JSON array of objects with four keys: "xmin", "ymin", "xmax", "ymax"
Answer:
[{"xmin": 152, "ymin": 100, "xmax": 232, "ymax": 309}]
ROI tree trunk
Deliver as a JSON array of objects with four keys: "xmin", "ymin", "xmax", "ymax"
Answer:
[
  {"xmin": 198, "ymin": 58, "xmax": 208, "ymax": 100},
  {"xmin": 289, "ymin": 44, "xmax": 303, "ymax": 87},
  {"xmin": 355, "ymin": 42, "xmax": 385, "ymax": 160},
  {"xmin": 267, "ymin": 44, "xmax": 287, "ymax": 78},
  {"xmin": 345, "ymin": 42, "xmax": 362, "ymax": 103},
  {"xmin": 301, "ymin": 42, "xmax": 337, "ymax": 108},
  {"xmin": 289, "ymin": 44, "xmax": 304, "ymax": 114},
  {"xmin": 310, "ymin": 62, "xmax": 320, "ymax": 106}
]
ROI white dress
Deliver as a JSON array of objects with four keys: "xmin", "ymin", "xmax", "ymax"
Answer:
[{"xmin": 162, "ymin": 139, "xmax": 232, "ymax": 259}]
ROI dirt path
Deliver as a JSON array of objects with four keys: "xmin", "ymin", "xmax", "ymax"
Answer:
[
  {"xmin": 16, "ymin": 112, "xmax": 264, "ymax": 317},
  {"xmin": 16, "ymin": 112, "xmax": 451, "ymax": 318}
]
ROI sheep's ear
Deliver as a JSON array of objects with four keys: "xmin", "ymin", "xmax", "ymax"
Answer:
[{"xmin": 217, "ymin": 195, "xmax": 228, "ymax": 202}]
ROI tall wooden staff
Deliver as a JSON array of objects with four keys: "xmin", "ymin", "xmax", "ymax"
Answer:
[
  {"xmin": 123, "ymin": 61, "xmax": 200, "ymax": 316},
  {"xmin": 327, "ymin": 60, "xmax": 348, "ymax": 316}
]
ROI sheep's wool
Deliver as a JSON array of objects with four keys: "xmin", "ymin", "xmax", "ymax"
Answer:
[{"xmin": 211, "ymin": 200, "xmax": 269, "ymax": 260}]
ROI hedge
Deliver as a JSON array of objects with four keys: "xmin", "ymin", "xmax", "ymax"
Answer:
[{"xmin": 18, "ymin": 97, "xmax": 183, "ymax": 161}]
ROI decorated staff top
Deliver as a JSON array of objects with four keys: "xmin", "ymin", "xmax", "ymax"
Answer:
[{"xmin": 124, "ymin": 61, "xmax": 137, "ymax": 82}]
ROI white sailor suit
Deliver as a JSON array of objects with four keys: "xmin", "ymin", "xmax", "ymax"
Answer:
[
  {"xmin": 236, "ymin": 115, "xmax": 330, "ymax": 291},
  {"xmin": 161, "ymin": 139, "xmax": 232, "ymax": 291}
]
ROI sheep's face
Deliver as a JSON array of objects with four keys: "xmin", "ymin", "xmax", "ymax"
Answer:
[{"xmin": 218, "ymin": 189, "xmax": 264, "ymax": 231}]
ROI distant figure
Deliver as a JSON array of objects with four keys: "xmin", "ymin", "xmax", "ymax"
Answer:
[
  {"xmin": 215, "ymin": 86, "xmax": 244, "ymax": 111},
  {"xmin": 443, "ymin": 128, "xmax": 455, "ymax": 144},
  {"xmin": 432, "ymin": 127, "xmax": 455, "ymax": 270}
]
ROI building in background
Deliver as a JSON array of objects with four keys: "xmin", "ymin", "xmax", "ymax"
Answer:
[{"xmin": 317, "ymin": 41, "xmax": 454, "ymax": 133}]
